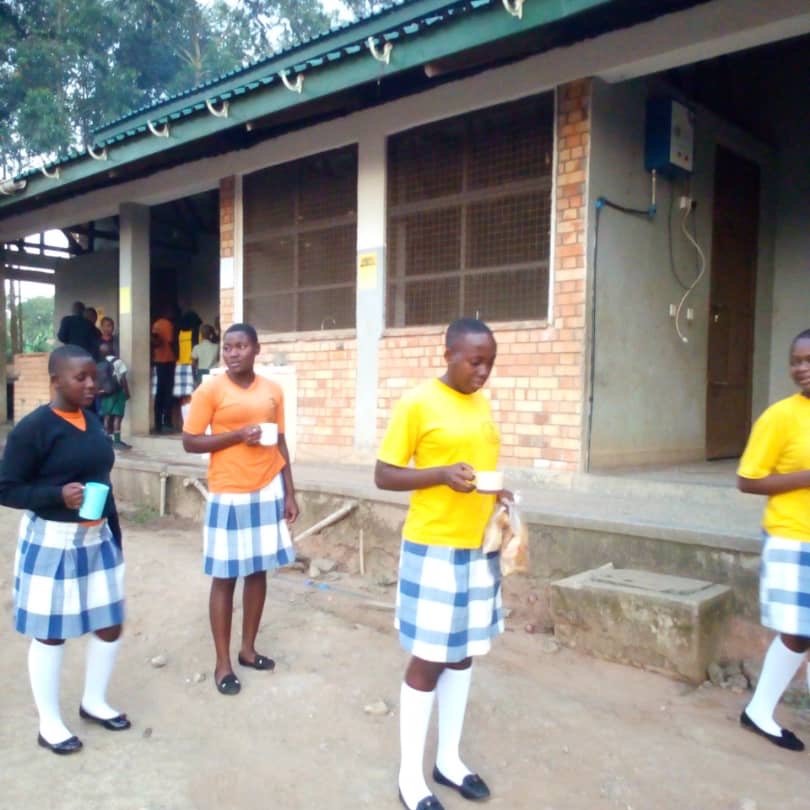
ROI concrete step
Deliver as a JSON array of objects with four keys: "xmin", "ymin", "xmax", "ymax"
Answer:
[{"xmin": 551, "ymin": 564, "xmax": 734, "ymax": 683}]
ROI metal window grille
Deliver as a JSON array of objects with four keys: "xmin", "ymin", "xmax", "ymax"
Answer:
[
  {"xmin": 387, "ymin": 93, "xmax": 553, "ymax": 327},
  {"xmin": 243, "ymin": 146, "xmax": 358, "ymax": 332}
]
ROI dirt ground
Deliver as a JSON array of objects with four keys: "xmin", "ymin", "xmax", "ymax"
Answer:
[{"xmin": 0, "ymin": 505, "xmax": 808, "ymax": 810}]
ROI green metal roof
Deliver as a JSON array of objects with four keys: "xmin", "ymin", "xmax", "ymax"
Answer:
[{"xmin": 1, "ymin": 0, "xmax": 696, "ymax": 214}]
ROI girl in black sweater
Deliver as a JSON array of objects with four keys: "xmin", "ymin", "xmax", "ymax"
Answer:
[{"xmin": 0, "ymin": 345, "xmax": 130, "ymax": 754}]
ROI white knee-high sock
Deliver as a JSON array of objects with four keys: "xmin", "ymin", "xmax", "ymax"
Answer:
[
  {"xmin": 399, "ymin": 683, "xmax": 435, "ymax": 810},
  {"xmin": 28, "ymin": 640, "xmax": 72, "ymax": 744},
  {"xmin": 81, "ymin": 635, "xmax": 122, "ymax": 719},
  {"xmin": 435, "ymin": 666, "xmax": 473, "ymax": 784},
  {"xmin": 746, "ymin": 636, "xmax": 805, "ymax": 735}
]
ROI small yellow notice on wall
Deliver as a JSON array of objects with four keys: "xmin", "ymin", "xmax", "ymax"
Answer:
[
  {"xmin": 357, "ymin": 252, "xmax": 378, "ymax": 290},
  {"xmin": 120, "ymin": 286, "xmax": 132, "ymax": 315}
]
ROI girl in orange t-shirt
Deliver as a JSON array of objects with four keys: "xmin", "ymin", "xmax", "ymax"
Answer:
[{"xmin": 182, "ymin": 323, "xmax": 299, "ymax": 696}]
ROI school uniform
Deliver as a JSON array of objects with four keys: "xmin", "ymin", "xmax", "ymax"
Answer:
[
  {"xmin": 173, "ymin": 328, "xmax": 196, "ymax": 398},
  {"xmin": 738, "ymin": 393, "xmax": 810, "ymax": 634},
  {"xmin": 0, "ymin": 405, "xmax": 124, "ymax": 639},
  {"xmin": 378, "ymin": 378, "xmax": 503, "ymax": 663},
  {"xmin": 184, "ymin": 373, "xmax": 293, "ymax": 578}
]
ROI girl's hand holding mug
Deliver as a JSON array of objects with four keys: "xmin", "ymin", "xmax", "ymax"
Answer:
[
  {"xmin": 443, "ymin": 462, "xmax": 476, "ymax": 493},
  {"xmin": 239, "ymin": 424, "xmax": 262, "ymax": 446},
  {"xmin": 62, "ymin": 482, "xmax": 85, "ymax": 510}
]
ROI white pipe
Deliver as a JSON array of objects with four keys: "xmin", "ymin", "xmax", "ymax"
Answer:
[
  {"xmin": 159, "ymin": 471, "xmax": 169, "ymax": 517},
  {"xmin": 294, "ymin": 501, "xmax": 357, "ymax": 543},
  {"xmin": 183, "ymin": 477, "xmax": 209, "ymax": 499}
]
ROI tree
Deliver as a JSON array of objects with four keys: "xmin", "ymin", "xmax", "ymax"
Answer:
[
  {"xmin": 0, "ymin": 1, "xmax": 394, "ymax": 177},
  {"xmin": 5, "ymin": 293, "xmax": 54, "ymax": 358}
]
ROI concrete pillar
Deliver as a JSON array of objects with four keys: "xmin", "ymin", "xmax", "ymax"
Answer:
[
  {"xmin": 118, "ymin": 203, "xmax": 151, "ymax": 436},
  {"xmin": 354, "ymin": 134, "xmax": 387, "ymax": 456},
  {"xmin": 0, "ymin": 268, "xmax": 7, "ymax": 422}
]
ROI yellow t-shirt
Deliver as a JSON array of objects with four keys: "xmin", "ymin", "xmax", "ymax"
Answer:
[
  {"xmin": 184, "ymin": 373, "xmax": 286, "ymax": 494},
  {"xmin": 737, "ymin": 393, "xmax": 810, "ymax": 542},
  {"xmin": 178, "ymin": 329, "xmax": 193, "ymax": 365},
  {"xmin": 377, "ymin": 378, "xmax": 500, "ymax": 549}
]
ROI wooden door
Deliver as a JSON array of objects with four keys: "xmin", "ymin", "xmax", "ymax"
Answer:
[{"xmin": 705, "ymin": 146, "xmax": 760, "ymax": 459}]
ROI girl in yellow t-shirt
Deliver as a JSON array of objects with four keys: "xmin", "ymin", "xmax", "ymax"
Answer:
[
  {"xmin": 182, "ymin": 323, "xmax": 299, "ymax": 697},
  {"xmin": 737, "ymin": 328, "xmax": 810, "ymax": 752},
  {"xmin": 376, "ymin": 318, "xmax": 506, "ymax": 810}
]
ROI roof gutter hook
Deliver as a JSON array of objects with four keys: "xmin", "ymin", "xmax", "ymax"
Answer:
[
  {"xmin": 279, "ymin": 70, "xmax": 304, "ymax": 94},
  {"xmin": 367, "ymin": 36, "xmax": 393, "ymax": 64},
  {"xmin": 502, "ymin": 0, "xmax": 524, "ymax": 18}
]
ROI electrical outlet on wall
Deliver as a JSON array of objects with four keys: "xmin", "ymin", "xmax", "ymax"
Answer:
[
  {"xmin": 678, "ymin": 195, "xmax": 691, "ymax": 210},
  {"xmin": 669, "ymin": 304, "xmax": 677, "ymax": 317}
]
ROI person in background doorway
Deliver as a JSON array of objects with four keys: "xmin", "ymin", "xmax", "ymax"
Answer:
[
  {"xmin": 737, "ymin": 328, "xmax": 810, "ymax": 753},
  {"xmin": 97, "ymin": 341, "xmax": 132, "ymax": 451},
  {"xmin": 182, "ymin": 323, "xmax": 299, "ymax": 697},
  {"xmin": 57, "ymin": 301, "xmax": 98, "ymax": 357},
  {"xmin": 151, "ymin": 307, "xmax": 176, "ymax": 433},
  {"xmin": 0, "ymin": 345, "xmax": 129, "ymax": 755},
  {"xmin": 84, "ymin": 308, "xmax": 103, "ymax": 360},
  {"xmin": 191, "ymin": 324, "xmax": 219, "ymax": 387},
  {"xmin": 100, "ymin": 316, "xmax": 119, "ymax": 357},
  {"xmin": 174, "ymin": 309, "xmax": 202, "ymax": 419},
  {"xmin": 375, "ymin": 318, "xmax": 506, "ymax": 810}
]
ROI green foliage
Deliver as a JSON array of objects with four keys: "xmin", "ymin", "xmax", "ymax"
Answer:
[
  {"xmin": 6, "ymin": 295, "xmax": 55, "ymax": 357},
  {"xmin": 0, "ymin": 1, "xmax": 394, "ymax": 176}
]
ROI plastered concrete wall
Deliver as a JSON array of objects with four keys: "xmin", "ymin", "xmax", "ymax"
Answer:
[
  {"xmin": 54, "ymin": 249, "xmax": 119, "ymax": 330},
  {"xmin": 587, "ymin": 77, "xmax": 775, "ymax": 467},
  {"xmin": 767, "ymin": 108, "xmax": 810, "ymax": 403}
]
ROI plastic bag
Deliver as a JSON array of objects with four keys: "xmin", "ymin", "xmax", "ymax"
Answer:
[
  {"xmin": 481, "ymin": 494, "xmax": 530, "ymax": 575},
  {"xmin": 500, "ymin": 495, "xmax": 530, "ymax": 576}
]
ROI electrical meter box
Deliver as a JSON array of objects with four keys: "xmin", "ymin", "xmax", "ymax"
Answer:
[{"xmin": 645, "ymin": 98, "xmax": 694, "ymax": 176}]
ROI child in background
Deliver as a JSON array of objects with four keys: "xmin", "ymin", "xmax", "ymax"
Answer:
[
  {"xmin": 100, "ymin": 316, "xmax": 119, "ymax": 356},
  {"xmin": 97, "ymin": 341, "xmax": 132, "ymax": 450},
  {"xmin": 191, "ymin": 324, "xmax": 219, "ymax": 387}
]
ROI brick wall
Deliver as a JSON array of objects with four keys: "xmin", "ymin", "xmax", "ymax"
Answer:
[
  {"xmin": 13, "ymin": 353, "xmax": 50, "ymax": 420},
  {"xmin": 219, "ymin": 176, "xmax": 235, "ymax": 331},
  {"xmin": 375, "ymin": 80, "xmax": 591, "ymax": 472},
  {"xmin": 257, "ymin": 331, "xmax": 357, "ymax": 459}
]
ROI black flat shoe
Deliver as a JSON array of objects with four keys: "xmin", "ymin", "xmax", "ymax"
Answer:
[
  {"xmin": 37, "ymin": 733, "xmax": 83, "ymax": 755},
  {"xmin": 398, "ymin": 789, "xmax": 445, "ymax": 810},
  {"xmin": 237, "ymin": 653, "xmax": 275, "ymax": 671},
  {"xmin": 79, "ymin": 705, "xmax": 131, "ymax": 731},
  {"xmin": 740, "ymin": 710, "xmax": 804, "ymax": 751},
  {"xmin": 216, "ymin": 672, "xmax": 241, "ymax": 695},
  {"xmin": 432, "ymin": 766, "xmax": 491, "ymax": 801}
]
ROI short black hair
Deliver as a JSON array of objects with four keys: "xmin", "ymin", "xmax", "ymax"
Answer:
[
  {"xmin": 792, "ymin": 329, "xmax": 810, "ymax": 348},
  {"xmin": 48, "ymin": 345, "xmax": 94, "ymax": 375},
  {"xmin": 101, "ymin": 316, "xmax": 114, "ymax": 327},
  {"xmin": 99, "ymin": 341, "xmax": 113, "ymax": 356},
  {"xmin": 224, "ymin": 322, "xmax": 259, "ymax": 345},
  {"xmin": 445, "ymin": 317, "xmax": 493, "ymax": 349},
  {"xmin": 71, "ymin": 301, "xmax": 85, "ymax": 316}
]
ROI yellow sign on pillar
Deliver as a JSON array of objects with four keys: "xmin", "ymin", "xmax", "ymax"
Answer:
[
  {"xmin": 357, "ymin": 252, "xmax": 378, "ymax": 290},
  {"xmin": 120, "ymin": 286, "xmax": 132, "ymax": 315}
]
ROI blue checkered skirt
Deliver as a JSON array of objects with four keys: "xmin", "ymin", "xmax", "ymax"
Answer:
[
  {"xmin": 760, "ymin": 532, "xmax": 810, "ymax": 635},
  {"xmin": 203, "ymin": 474, "xmax": 294, "ymax": 578},
  {"xmin": 173, "ymin": 363, "xmax": 194, "ymax": 397},
  {"xmin": 395, "ymin": 540, "xmax": 504, "ymax": 663},
  {"xmin": 13, "ymin": 512, "xmax": 125, "ymax": 640}
]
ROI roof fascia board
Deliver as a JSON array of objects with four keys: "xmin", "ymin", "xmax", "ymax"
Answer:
[{"xmin": 2, "ymin": 0, "xmax": 612, "ymax": 212}]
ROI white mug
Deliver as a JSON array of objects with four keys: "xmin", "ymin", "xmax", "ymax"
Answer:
[
  {"xmin": 259, "ymin": 422, "xmax": 278, "ymax": 446},
  {"xmin": 475, "ymin": 470, "xmax": 503, "ymax": 493}
]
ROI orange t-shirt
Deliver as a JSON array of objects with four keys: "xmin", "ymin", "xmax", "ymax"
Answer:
[
  {"xmin": 184, "ymin": 373, "xmax": 286, "ymax": 494},
  {"xmin": 52, "ymin": 407, "xmax": 86, "ymax": 431},
  {"xmin": 152, "ymin": 318, "xmax": 176, "ymax": 363}
]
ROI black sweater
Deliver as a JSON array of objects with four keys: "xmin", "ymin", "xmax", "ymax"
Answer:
[{"xmin": 0, "ymin": 405, "xmax": 119, "ymax": 531}]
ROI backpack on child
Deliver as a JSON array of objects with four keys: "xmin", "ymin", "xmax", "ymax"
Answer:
[{"xmin": 96, "ymin": 359, "xmax": 121, "ymax": 396}]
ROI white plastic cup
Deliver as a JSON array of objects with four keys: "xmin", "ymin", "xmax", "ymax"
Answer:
[
  {"xmin": 259, "ymin": 422, "xmax": 278, "ymax": 446},
  {"xmin": 474, "ymin": 470, "xmax": 503, "ymax": 493},
  {"xmin": 79, "ymin": 482, "xmax": 110, "ymax": 520}
]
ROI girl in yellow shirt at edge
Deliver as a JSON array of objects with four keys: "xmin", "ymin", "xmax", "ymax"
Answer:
[
  {"xmin": 737, "ymin": 328, "xmax": 810, "ymax": 752},
  {"xmin": 375, "ymin": 318, "xmax": 509, "ymax": 810}
]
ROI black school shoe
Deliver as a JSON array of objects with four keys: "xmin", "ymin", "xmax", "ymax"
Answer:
[
  {"xmin": 432, "ymin": 766, "xmax": 491, "ymax": 801},
  {"xmin": 398, "ymin": 789, "xmax": 445, "ymax": 810},
  {"xmin": 740, "ymin": 710, "xmax": 805, "ymax": 751},
  {"xmin": 37, "ymin": 733, "xmax": 83, "ymax": 755},
  {"xmin": 79, "ymin": 705, "xmax": 132, "ymax": 731}
]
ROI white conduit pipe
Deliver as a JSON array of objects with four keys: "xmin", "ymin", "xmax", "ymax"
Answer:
[
  {"xmin": 294, "ymin": 501, "xmax": 357, "ymax": 543},
  {"xmin": 183, "ymin": 477, "xmax": 210, "ymax": 500},
  {"xmin": 159, "ymin": 471, "xmax": 169, "ymax": 517}
]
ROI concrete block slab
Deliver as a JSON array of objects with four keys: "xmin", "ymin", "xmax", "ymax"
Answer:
[{"xmin": 551, "ymin": 564, "xmax": 733, "ymax": 683}]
